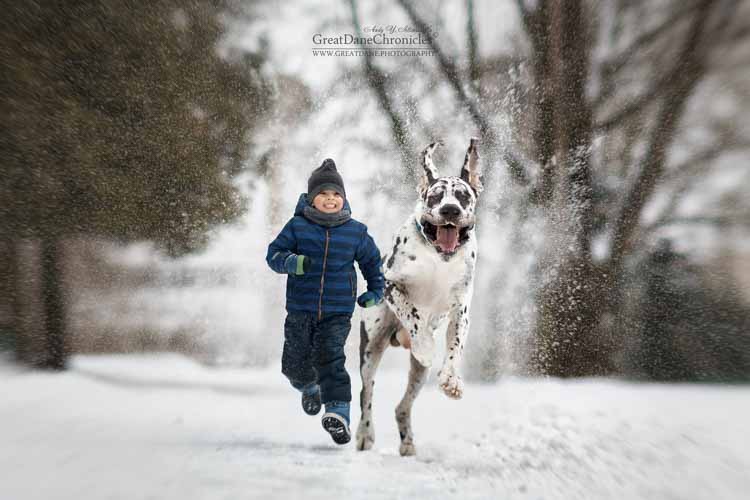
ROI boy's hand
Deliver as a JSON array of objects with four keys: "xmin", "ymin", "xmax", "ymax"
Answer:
[
  {"xmin": 357, "ymin": 291, "xmax": 382, "ymax": 308},
  {"xmin": 284, "ymin": 254, "xmax": 312, "ymax": 275}
]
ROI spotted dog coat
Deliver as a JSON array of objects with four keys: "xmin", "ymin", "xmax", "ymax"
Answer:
[{"xmin": 356, "ymin": 138, "xmax": 482, "ymax": 456}]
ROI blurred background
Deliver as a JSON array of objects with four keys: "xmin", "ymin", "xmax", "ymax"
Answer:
[{"xmin": 2, "ymin": 0, "xmax": 749, "ymax": 382}]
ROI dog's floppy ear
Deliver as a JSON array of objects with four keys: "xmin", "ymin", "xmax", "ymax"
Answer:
[
  {"xmin": 460, "ymin": 137, "xmax": 482, "ymax": 194},
  {"xmin": 418, "ymin": 141, "xmax": 441, "ymax": 197}
]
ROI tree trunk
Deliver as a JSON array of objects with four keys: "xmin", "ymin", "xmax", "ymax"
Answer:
[
  {"xmin": 530, "ymin": 0, "xmax": 612, "ymax": 377},
  {"xmin": 7, "ymin": 239, "xmax": 29, "ymax": 363},
  {"xmin": 39, "ymin": 236, "xmax": 68, "ymax": 370},
  {"xmin": 527, "ymin": 0, "xmax": 557, "ymax": 205},
  {"xmin": 534, "ymin": 258, "xmax": 612, "ymax": 376}
]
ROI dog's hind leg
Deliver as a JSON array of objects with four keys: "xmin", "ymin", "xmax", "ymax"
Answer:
[
  {"xmin": 356, "ymin": 304, "xmax": 397, "ymax": 451},
  {"xmin": 395, "ymin": 353, "xmax": 429, "ymax": 456}
]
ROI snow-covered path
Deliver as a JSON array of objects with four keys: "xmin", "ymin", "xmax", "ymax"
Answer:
[{"xmin": 2, "ymin": 354, "xmax": 749, "ymax": 500}]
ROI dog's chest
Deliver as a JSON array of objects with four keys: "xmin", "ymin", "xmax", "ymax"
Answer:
[{"xmin": 385, "ymin": 228, "xmax": 473, "ymax": 311}]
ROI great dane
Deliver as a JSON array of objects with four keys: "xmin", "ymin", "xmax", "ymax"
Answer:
[{"xmin": 357, "ymin": 138, "xmax": 482, "ymax": 456}]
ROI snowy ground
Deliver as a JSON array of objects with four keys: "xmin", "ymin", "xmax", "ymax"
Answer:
[{"xmin": 2, "ymin": 354, "xmax": 749, "ymax": 500}]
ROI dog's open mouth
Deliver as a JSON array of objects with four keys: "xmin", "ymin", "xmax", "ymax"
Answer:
[{"xmin": 422, "ymin": 221, "xmax": 471, "ymax": 254}]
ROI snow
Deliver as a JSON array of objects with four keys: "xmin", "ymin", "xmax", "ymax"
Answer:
[{"xmin": 2, "ymin": 354, "xmax": 749, "ymax": 500}]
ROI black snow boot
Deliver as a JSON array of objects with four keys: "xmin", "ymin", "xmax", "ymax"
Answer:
[{"xmin": 301, "ymin": 385, "xmax": 321, "ymax": 416}]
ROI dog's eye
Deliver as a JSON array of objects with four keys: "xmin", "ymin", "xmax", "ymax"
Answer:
[
  {"xmin": 427, "ymin": 190, "xmax": 444, "ymax": 207},
  {"xmin": 454, "ymin": 188, "xmax": 471, "ymax": 208}
]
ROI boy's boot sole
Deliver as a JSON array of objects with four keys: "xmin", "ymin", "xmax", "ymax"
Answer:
[{"xmin": 321, "ymin": 413, "xmax": 351, "ymax": 445}]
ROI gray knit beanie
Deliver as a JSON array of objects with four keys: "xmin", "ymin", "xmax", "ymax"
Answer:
[{"xmin": 307, "ymin": 158, "xmax": 346, "ymax": 201}]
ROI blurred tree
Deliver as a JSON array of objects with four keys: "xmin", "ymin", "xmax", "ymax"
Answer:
[
  {"xmin": 348, "ymin": 0, "xmax": 750, "ymax": 377},
  {"xmin": 0, "ymin": 1, "xmax": 270, "ymax": 369},
  {"xmin": 630, "ymin": 241, "xmax": 750, "ymax": 382},
  {"xmin": 513, "ymin": 0, "xmax": 749, "ymax": 376}
]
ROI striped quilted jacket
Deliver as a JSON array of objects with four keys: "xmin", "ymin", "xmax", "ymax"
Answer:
[{"xmin": 266, "ymin": 193, "xmax": 385, "ymax": 318}]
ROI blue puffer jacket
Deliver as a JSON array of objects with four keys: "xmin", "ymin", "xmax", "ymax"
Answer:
[{"xmin": 266, "ymin": 194, "xmax": 385, "ymax": 318}]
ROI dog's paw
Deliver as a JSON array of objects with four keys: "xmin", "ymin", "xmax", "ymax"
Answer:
[
  {"xmin": 438, "ymin": 368, "xmax": 464, "ymax": 399},
  {"xmin": 399, "ymin": 441, "xmax": 416, "ymax": 456},
  {"xmin": 355, "ymin": 431, "xmax": 374, "ymax": 451}
]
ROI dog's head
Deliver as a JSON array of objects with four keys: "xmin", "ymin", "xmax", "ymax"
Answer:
[{"xmin": 417, "ymin": 138, "xmax": 482, "ymax": 256}]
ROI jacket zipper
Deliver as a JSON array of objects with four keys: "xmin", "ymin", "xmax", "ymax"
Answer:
[{"xmin": 318, "ymin": 229, "xmax": 330, "ymax": 320}]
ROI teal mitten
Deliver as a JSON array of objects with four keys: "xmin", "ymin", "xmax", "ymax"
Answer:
[
  {"xmin": 357, "ymin": 291, "xmax": 382, "ymax": 308},
  {"xmin": 284, "ymin": 254, "xmax": 312, "ymax": 275}
]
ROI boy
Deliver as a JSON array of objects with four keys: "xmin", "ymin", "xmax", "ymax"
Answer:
[{"xmin": 266, "ymin": 158, "xmax": 385, "ymax": 444}]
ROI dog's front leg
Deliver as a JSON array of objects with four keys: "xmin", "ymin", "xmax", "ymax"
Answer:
[{"xmin": 438, "ymin": 293, "xmax": 473, "ymax": 399}]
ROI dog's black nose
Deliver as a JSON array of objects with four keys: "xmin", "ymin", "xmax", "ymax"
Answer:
[{"xmin": 439, "ymin": 204, "xmax": 461, "ymax": 219}]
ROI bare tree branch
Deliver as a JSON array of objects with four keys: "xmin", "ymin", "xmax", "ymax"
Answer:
[
  {"xmin": 395, "ymin": 0, "xmax": 533, "ymax": 184},
  {"xmin": 649, "ymin": 173, "xmax": 714, "ymax": 236},
  {"xmin": 608, "ymin": 0, "xmax": 719, "ymax": 272},
  {"xmin": 349, "ymin": 0, "xmax": 416, "ymax": 176},
  {"xmin": 594, "ymin": 0, "xmax": 741, "ymax": 131},
  {"xmin": 724, "ymin": 24, "xmax": 750, "ymax": 43},
  {"xmin": 514, "ymin": 0, "xmax": 558, "ymax": 205},
  {"xmin": 648, "ymin": 215, "xmax": 750, "ymax": 230},
  {"xmin": 594, "ymin": 72, "xmax": 675, "ymax": 132},
  {"xmin": 551, "ymin": 0, "xmax": 596, "ymax": 251},
  {"xmin": 514, "ymin": 0, "xmax": 534, "ymax": 35},
  {"xmin": 707, "ymin": 0, "xmax": 743, "ymax": 42},
  {"xmin": 466, "ymin": 0, "xmax": 480, "ymax": 97},
  {"xmin": 647, "ymin": 138, "xmax": 750, "ymax": 231},
  {"xmin": 664, "ymin": 137, "xmax": 750, "ymax": 180},
  {"xmin": 600, "ymin": 1, "xmax": 702, "ymax": 79}
]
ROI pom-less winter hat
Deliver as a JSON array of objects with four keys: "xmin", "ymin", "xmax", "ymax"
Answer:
[{"xmin": 307, "ymin": 159, "xmax": 346, "ymax": 200}]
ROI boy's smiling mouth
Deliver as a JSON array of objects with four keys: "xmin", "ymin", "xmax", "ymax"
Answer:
[{"xmin": 319, "ymin": 201, "xmax": 340, "ymax": 213}]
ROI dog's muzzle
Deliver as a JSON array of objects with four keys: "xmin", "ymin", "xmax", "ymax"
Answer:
[{"xmin": 420, "ymin": 216, "xmax": 473, "ymax": 255}]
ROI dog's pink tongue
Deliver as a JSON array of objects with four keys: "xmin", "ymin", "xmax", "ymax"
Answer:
[{"xmin": 436, "ymin": 225, "xmax": 459, "ymax": 253}]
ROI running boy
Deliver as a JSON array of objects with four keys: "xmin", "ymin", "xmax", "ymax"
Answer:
[{"xmin": 266, "ymin": 158, "xmax": 385, "ymax": 444}]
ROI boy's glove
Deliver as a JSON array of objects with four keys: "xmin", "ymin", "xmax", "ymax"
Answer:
[
  {"xmin": 284, "ymin": 254, "xmax": 311, "ymax": 275},
  {"xmin": 357, "ymin": 291, "xmax": 382, "ymax": 308}
]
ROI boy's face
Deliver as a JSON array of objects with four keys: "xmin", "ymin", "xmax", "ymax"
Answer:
[{"xmin": 312, "ymin": 190, "xmax": 344, "ymax": 213}]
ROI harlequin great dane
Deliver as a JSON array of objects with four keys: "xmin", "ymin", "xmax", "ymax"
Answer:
[{"xmin": 356, "ymin": 138, "xmax": 482, "ymax": 456}]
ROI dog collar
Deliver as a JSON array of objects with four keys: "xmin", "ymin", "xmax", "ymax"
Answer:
[{"xmin": 414, "ymin": 218, "xmax": 431, "ymax": 245}]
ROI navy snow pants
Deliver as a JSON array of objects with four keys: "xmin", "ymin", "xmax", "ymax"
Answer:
[{"xmin": 281, "ymin": 311, "xmax": 352, "ymax": 404}]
